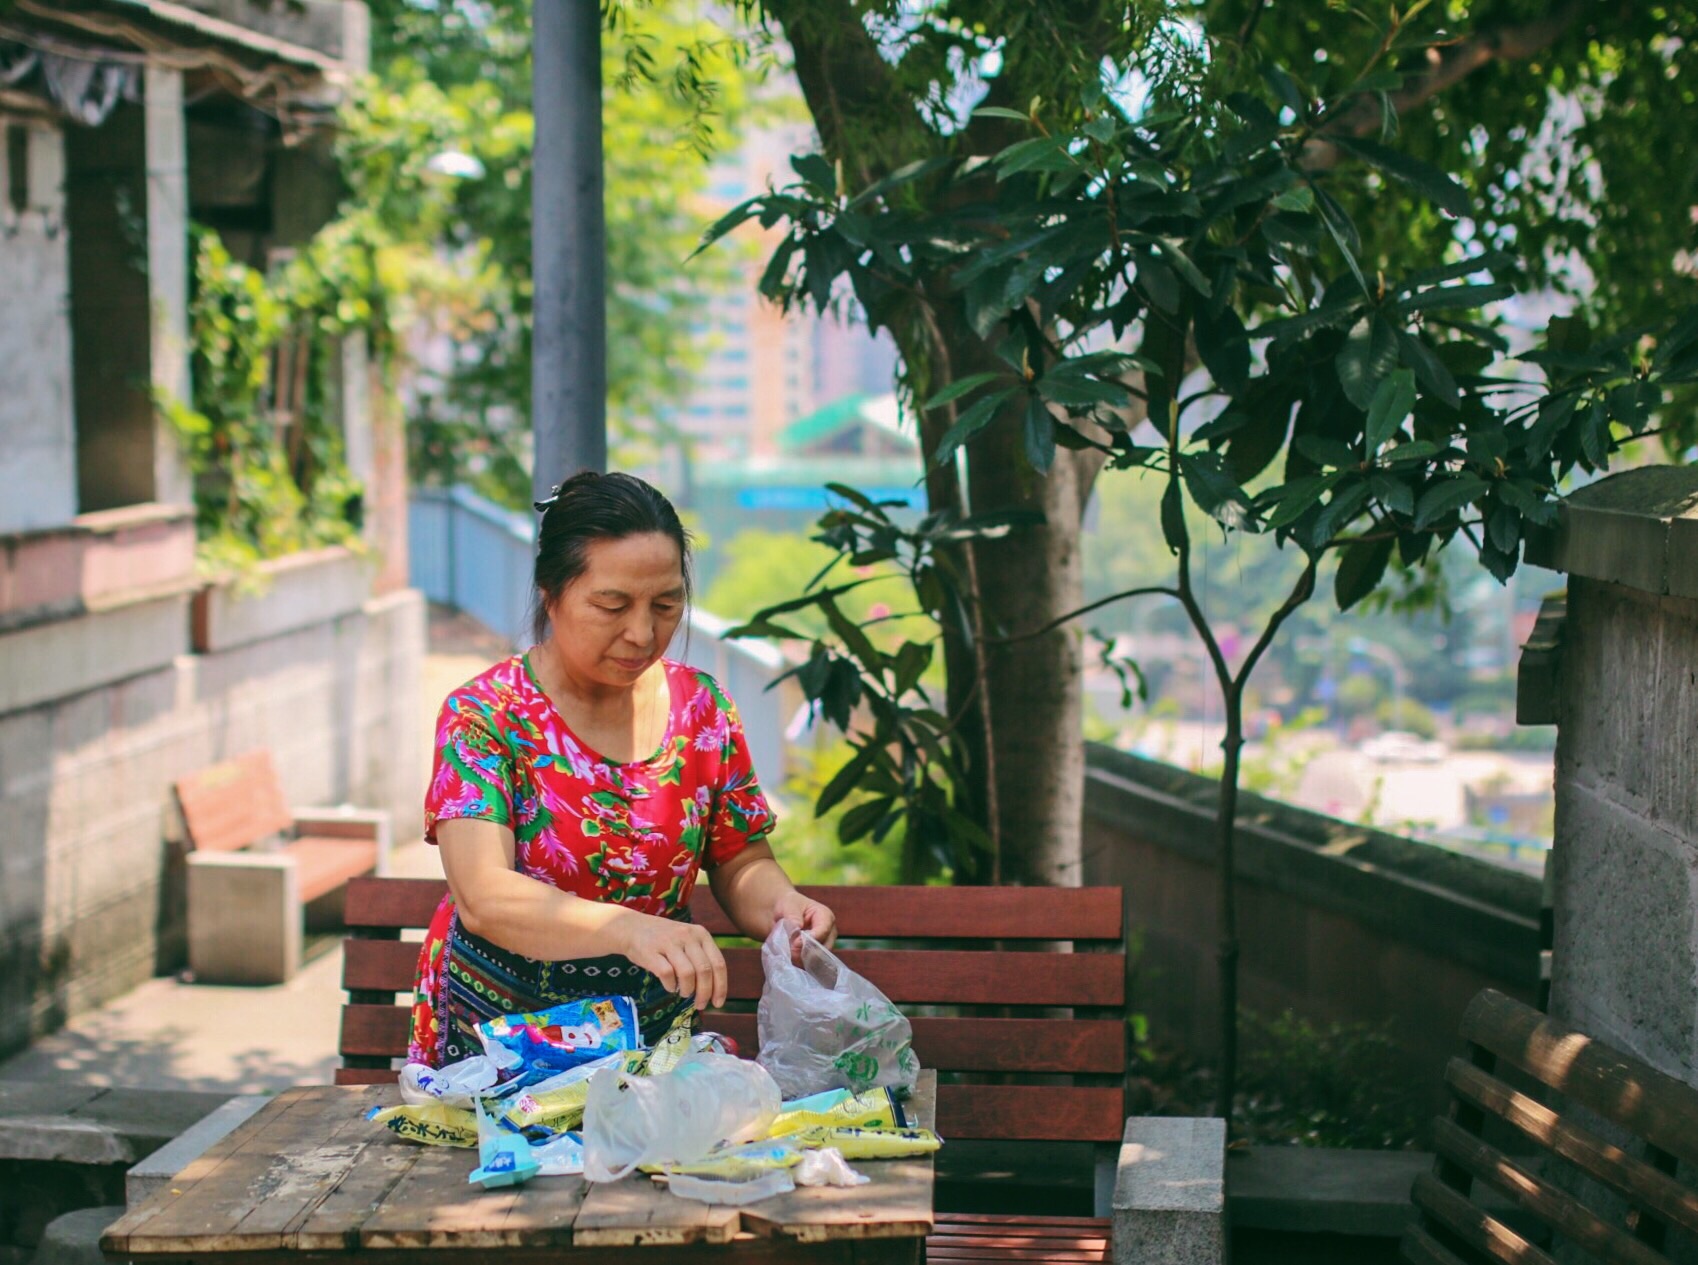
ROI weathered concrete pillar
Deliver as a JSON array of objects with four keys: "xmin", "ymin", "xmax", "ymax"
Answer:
[
  {"xmin": 143, "ymin": 64, "xmax": 192, "ymax": 510},
  {"xmin": 1524, "ymin": 466, "xmax": 1698, "ymax": 1085}
]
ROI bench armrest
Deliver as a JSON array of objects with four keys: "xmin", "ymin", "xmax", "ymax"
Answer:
[
  {"xmin": 1112, "ymin": 1117, "xmax": 1225, "ymax": 1264},
  {"xmin": 294, "ymin": 806, "xmax": 393, "ymax": 875}
]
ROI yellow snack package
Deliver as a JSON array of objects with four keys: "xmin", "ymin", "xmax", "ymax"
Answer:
[
  {"xmin": 502, "ymin": 1049, "xmax": 648, "ymax": 1133},
  {"xmin": 788, "ymin": 1125, "xmax": 942, "ymax": 1160},
  {"xmin": 366, "ymin": 1102, "xmax": 479, "ymax": 1147},
  {"xmin": 766, "ymin": 1088, "xmax": 905, "ymax": 1137},
  {"xmin": 639, "ymin": 1140, "xmax": 803, "ymax": 1180}
]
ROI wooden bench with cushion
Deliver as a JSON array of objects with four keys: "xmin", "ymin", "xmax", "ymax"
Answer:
[
  {"xmin": 176, "ymin": 750, "xmax": 390, "ymax": 986},
  {"xmin": 337, "ymin": 878, "xmax": 1132, "ymax": 1263},
  {"xmin": 1404, "ymin": 987, "xmax": 1698, "ymax": 1265}
]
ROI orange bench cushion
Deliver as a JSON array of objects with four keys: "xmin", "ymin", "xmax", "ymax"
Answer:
[{"xmin": 286, "ymin": 837, "xmax": 378, "ymax": 903}]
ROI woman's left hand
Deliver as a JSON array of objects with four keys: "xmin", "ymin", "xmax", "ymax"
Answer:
[{"xmin": 772, "ymin": 889, "xmax": 837, "ymax": 949}]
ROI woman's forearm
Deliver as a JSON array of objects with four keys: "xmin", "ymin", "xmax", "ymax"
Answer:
[
  {"xmin": 708, "ymin": 845, "xmax": 795, "ymax": 941},
  {"xmin": 438, "ymin": 820, "xmax": 637, "ymax": 960}
]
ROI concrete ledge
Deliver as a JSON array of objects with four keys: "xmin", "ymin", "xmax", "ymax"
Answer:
[
  {"xmin": 0, "ymin": 588, "xmax": 191, "ymax": 714},
  {"xmin": 1515, "ymin": 595, "xmax": 1566, "ymax": 726},
  {"xmin": 127, "ymin": 1095, "xmax": 268, "ymax": 1208},
  {"xmin": 29, "ymin": 1206, "xmax": 124, "ymax": 1265},
  {"xmin": 0, "ymin": 505, "xmax": 195, "ymax": 633},
  {"xmin": 0, "ymin": 1084, "xmax": 228, "ymax": 1165},
  {"xmin": 1112, "ymin": 1117, "xmax": 1225, "ymax": 1265},
  {"xmin": 1228, "ymin": 1147, "xmax": 1424, "ymax": 1237},
  {"xmin": 1085, "ymin": 746, "xmax": 1542, "ymax": 984},
  {"xmin": 191, "ymin": 547, "xmax": 373, "ymax": 653},
  {"xmin": 1525, "ymin": 466, "xmax": 1698, "ymax": 599}
]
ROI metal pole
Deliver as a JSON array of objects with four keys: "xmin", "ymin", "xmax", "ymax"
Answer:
[{"xmin": 531, "ymin": 0, "xmax": 608, "ymax": 501}]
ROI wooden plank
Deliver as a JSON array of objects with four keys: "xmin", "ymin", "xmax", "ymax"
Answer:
[
  {"xmin": 932, "ymin": 1215, "xmax": 1112, "ymax": 1229},
  {"xmin": 345, "ymin": 939, "xmax": 423, "ymax": 993},
  {"xmin": 225, "ymin": 1087, "xmax": 394, "ymax": 1245},
  {"xmin": 342, "ymin": 1003, "xmax": 411, "ymax": 1057},
  {"xmin": 345, "ymin": 876, "xmax": 447, "ymax": 929},
  {"xmin": 175, "ymin": 750, "xmax": 293, "ymax": 853},
  {"xmin": 1445, "ymin": 1057, "xmax": 1698, "ymax": 1238},
  {"xmin": 569, "ymin": 1171, "xmax": 741, "ymax": 1248},
  {"xmin": 937, "ymin": 1085, "xmax": 1124, "ymax": 1143},
  {"xmin": 703, "ymin": 1014, "xmax": 1125, "ymax": 1075},
  {"xmin": 111, "ymin": 1089, "xmax": 340, "ymax": 1254},
  {"xmin": 925, "ymin": 1249, "xmax": 1106, "ymax": 1263},
  {"xmin": 294, "ymin": 1110, "xmax": 424, "ymax": 1251},
  {"xmin": 1429, "ymin": 1117, "xmax": 1665, "ymax": 1265},
  {"xmin": 335, "ymin": 1067, "xmax": 397, "ymax": 1086},
  {"xmin": 740, "ymin": 1070, "xmax": 936, "ymax": 1245},
  {"xmin": 1410, "ymin": 1174, "xmax": 1557, "ymax": 1265},
  {"xmin": 720, "ymin": 950, "xmax": 1123, "ymax": 1008},
  {"xmin": 1399, "ymin": 1223, "xmax": 1483, "ymax": 1265},
  {"xmin": 361, "ymin": 1145, "xmax": 528, "ymax": 1249},
  {"xmin": 691, "ymin": 887, "xmax": 1122, "ymax": 942},
  {"xmin": 289, "ymin": 837, "xmax": 379, "ymax": 903},
  {"xmin": 1459, "ymin": 989, "xmax": 1698, "ymax": 1168}
]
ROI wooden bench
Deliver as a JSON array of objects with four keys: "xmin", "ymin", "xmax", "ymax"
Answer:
[
  {"xmin": 176, "ymin": 750, "xmax": 390, "ymax": 985},
  {"xmin": 1404, "ymin": 987, "xmax": 1698, "ymax": 1265},
  {"xmin": 336, "ymin": 878, "xmax": 1131, "ymax": 1263}
]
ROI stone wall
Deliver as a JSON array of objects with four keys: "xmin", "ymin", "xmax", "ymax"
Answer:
[
  {"xmin": 0, "ymin": 567, "xmax": 425, "ymax": 1057},
  {"xmin": 1083, "ymin": 746, "xmax": 1542, "ymax": 1115},
  {"xmin": 1524, "ymin": 466, "xmax": 1698, "ymax": 1085},
  {"xmin": 0, "ymin": 119, "xmax": 77, "ymax": 536}
]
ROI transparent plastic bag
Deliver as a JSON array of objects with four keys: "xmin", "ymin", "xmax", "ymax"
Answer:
[
  {"xmin": 756, "ymin": 919, "xmax": 918, "ymax": 1098},
  {"xmin": 398, "ymin": 1057, "xmax": 503, "ymax": 1109},
  {"xmin": 581, "ymin": 1051, "xmax": 780, "ymax": 1182},
  {"xmin": 666, "ymin": 1169, "xmax": 795, "ymax": 1206}
]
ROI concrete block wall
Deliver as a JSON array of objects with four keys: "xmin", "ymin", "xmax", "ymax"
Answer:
[
  {"xmin": 0, "ymin": 583, "xmax": 425, "ymax": 1057},
  {"xmin": 1525, "ymin": 466, "xmax": 1698, "ymax": 1086}
]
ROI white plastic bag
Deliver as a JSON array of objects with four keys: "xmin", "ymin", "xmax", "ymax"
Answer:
[
  {"xmin": 581, "ymin": 1051, "xmax": 780, "ymax": 1182},
  {"xmin": 756, "ymin": 919, "xmax": 918, "ymax": 1098},
  {"xmin": 795, "ymin": 1147, "xmax": 869, "ymax": 1188},
  {"xmin": 398, "ymin": 1057, "xmax": 503, "ymax": 1109}
]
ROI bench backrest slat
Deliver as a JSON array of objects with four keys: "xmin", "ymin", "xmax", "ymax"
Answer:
[
  {"xmin": 175, "ymin": 750, "xmax": 293, "ymax": 853},
  {"xmin": 1406, "ymin": 988, "xmax": 1698, "ymax": 1265},
  {"xmin": 339, "ymin": 878, "xmax": 1127, "ymax": 1144}
]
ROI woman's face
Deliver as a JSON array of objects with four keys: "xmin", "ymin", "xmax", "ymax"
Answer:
[{"xmin": 545, "ymin": 532, "xmax": 686, "ymax": 688}]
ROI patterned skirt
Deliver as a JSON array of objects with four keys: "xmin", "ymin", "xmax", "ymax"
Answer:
[{"xmin": 408, "ymin": 896, "xmax": 695, "ymax": 1066}]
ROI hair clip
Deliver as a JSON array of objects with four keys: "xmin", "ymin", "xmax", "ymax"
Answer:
[{"xmin": 533, "ymin": 484, "xmax": 562, "ymax": 513}]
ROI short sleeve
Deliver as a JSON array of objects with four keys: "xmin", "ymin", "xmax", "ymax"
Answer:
[
  {"xmin": 703, "ymin": 695, "xmax": 776, "ymax": 870},
  {"xmin": 423, "ymin": 692, "xmax": 515, "ymax": 843}
]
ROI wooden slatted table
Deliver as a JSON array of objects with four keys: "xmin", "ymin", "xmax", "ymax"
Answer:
[{"xmin": 102, "ymin": 1072, "xmax": 937, "ymax": 1265}]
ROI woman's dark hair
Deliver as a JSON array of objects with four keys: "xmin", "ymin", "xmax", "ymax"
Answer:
[{"xmin": 529, "ymin": 470, "xmax": 692, "ymax": 643}]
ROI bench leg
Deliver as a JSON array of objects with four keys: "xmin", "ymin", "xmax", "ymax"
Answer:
[{"xmin": 187, "ymin": 853, "xmax": 300, "ymax": 985}]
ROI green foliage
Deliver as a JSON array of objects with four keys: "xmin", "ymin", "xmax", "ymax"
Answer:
[
  {"xmin": 357, "ymin": 1, "xmax": 763, "ymax": 507},
  {"xmin": 164, "ymin": 231, "xmax": 366, "ymax": 572},
  {"xmin": 1235, "ymin": 1009, "xmax": 1425, "ymax": 1150},
  {"xmin": 766, "ymin": 741, "xmax": 915, "ymax": 886},
  {"xmin": 1375, "ymin": 696, "xmax": 1439, "ymax": 738},
  {"xmin": 727, "ymin": 487, "xmax": 1041, "ymax": 883}
]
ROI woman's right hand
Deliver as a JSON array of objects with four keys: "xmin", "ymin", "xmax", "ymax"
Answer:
[{"xmin": 613, "ymin": 911, "xmax": 728, "ymax": 1012}]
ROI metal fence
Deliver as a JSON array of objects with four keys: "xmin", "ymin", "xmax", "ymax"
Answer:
[{"xmin": 409, "ymin": 486, "xmax": 792, "ymax": 782}]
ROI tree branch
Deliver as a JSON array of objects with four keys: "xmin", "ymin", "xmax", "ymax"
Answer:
[
  {"xmin": 991, "ymin": 584, "xmax": 1180, "ymax": 646},
  {"xmin": 1302, "ymin": 0, "xmax": 1588, "ymax": 168}
]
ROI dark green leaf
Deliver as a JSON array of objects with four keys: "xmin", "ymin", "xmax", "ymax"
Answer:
[
  {"xmin": 1392, "ymin": 282, "xmax": 1514, "ymax": 318},
  {"xmin": 1337, "ymin": 316, "xmax": 1399, "ymax": 410},
  {"xmin": 816, "ymin": 742, "xmax": 878, "ymax": 816},
  {"xmin": 1334, "ymin": 535, "xmax": 1394, "ymax": 610},
  {"xmin": 1156, "ymin": 239, "xmax": 1212, "ymax": 296},
  {"xmin": 1262, "ymin": 474, "xmax": 1337, "ymax": 530},
  {"xmin": 1181, "ymin": 451, "xmax": 1253, "ymax": 528},
  {"xmin": 1294, "ymin": 433, "xmax": 1358, "ymax": 469},
  {"xmin": 1396, "ymin": 331, "xmax": 1459, "ymax": 410},
  {"xmin": 1263, "ymin": 64, "xmax": 1304, "ymax": 114},
  {"xmin": 1365, "ymin": 369, "xmax": 1417, "ymax": 454},
  {"xmin": 839, "ymin": 795, "xmax": 897, "ymax": 845},
  {"xmin": 1332, "ymin": 136, "xmax": 1472, "ymax": 217},
  {"xmin": 790, "ymin": 153, "xmax": 837, "ymax": 196},
  {"xmin": 922, "ymin": 372, "xmax": 1004, "ymax": 410},
  {"xmin": 1414, "ymin": 476, "xmax": 1488, "ymax": 530},
  {"xmin": 933, "ymin": 389, "xmax": 1014, "ymax": 465},
  {"xmin": 1160, "ymin": 476, "xmax": 1186, "ymax": 551},
  {"xmin": 1024, "ymin": 395, "xmax": 1057, "ymax": 474},
  {"xmin": 1310, "ymin": 481, "xmax": 1371, "ymax": 546},
  {"xmin": 1137, "ymin": 251, "xmax": 1180, "ymax": 313},
  {"xmin": 1525, "ymin": 394, "xmax": 1578, "ymax": 459},
  {"xmin": 971, "ymin": 106, "xmax": 1035, "ymax": 122},
  {"xmin": 1195, "ymin": 302, "xmax": 1250, "ymax": 395},
  {"xmin": 892, "ymin": 641, "xmax": 933, "ymax": 695},
  {"xmin": 1487, "ymin": 504, "xmax": 1521, "ymax": 554},
  {"xmin": 1369, "ymin": 473, "xmax": 1415, "ymax": 517}
]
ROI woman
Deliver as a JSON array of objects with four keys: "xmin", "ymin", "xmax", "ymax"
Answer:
[{"xmin": 408, "ymin": 471, "xmax": 836, "ymax": 1067}]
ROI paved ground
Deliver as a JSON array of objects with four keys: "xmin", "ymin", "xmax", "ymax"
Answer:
[{"xmin": 0, "ymin": 606, "xmax": 511, "ymax": 1095}]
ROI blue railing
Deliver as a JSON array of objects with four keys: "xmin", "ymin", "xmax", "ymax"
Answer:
[{"xmin": 409, "ymin": 486, "xmax": 792, "ymax": 782}]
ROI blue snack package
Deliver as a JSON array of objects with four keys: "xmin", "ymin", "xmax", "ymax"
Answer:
[{"xmin": 475, "ymin": 996, "xmax": 642, "ymax": 1081}]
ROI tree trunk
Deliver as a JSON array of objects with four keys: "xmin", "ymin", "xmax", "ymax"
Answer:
[{"xmin": 1214, "ymin": 688, "xmax": 1244, "ymax": 1123}]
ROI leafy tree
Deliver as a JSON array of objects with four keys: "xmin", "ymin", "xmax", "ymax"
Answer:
[
  {"xmin": 359, "ymin": 0, "xmax": 761, "ymax": 505},
  {"xmin": 702, "ymin": 0, "xmax": 1698, "ymax": 1118}
]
